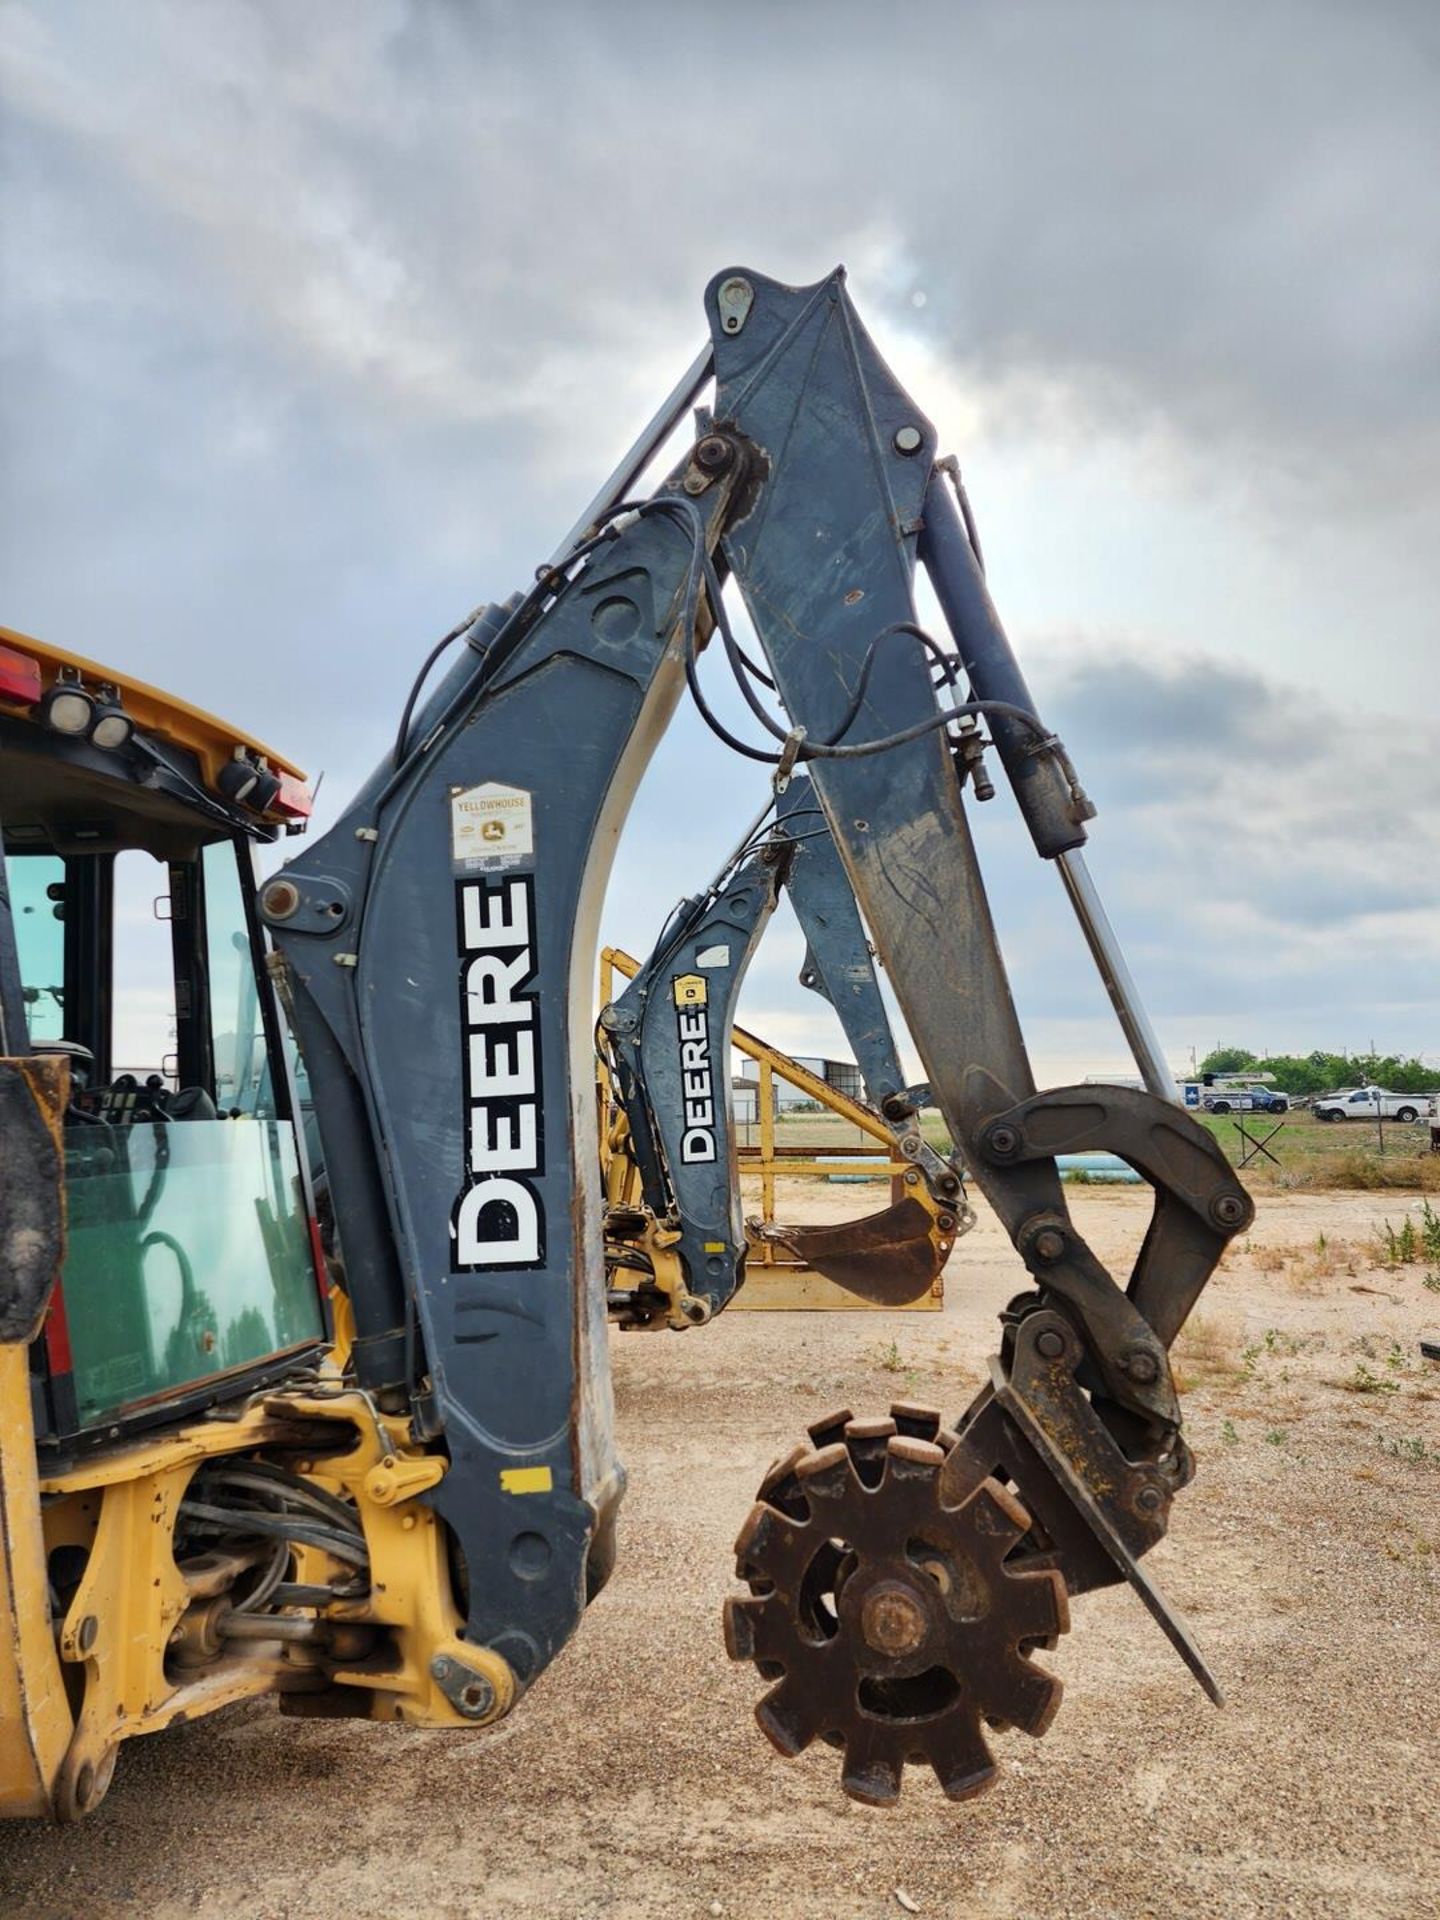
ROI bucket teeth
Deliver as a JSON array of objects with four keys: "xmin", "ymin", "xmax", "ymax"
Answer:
[
  {"xmin": 806, "ymin": 1407, "xmax": 854, "ymax": 1451},
  {"xmin": 755, "ymin": 1442, "xmax": 810, "ymax": 1519},
  {"xmin": 888, "ymin": 1400, "xmax": 944, "ymax": 1442},
  {"xmin": 794, "ymin": 1441, "xmax": 860, "ymax": 1504},
  {"xmin": 840, "ymin": 1722, "xmax": 906, "ymax": 1807},
  {"xmin": 755, "ymin": 1674, "xmax": 826, "ymax": 1757},
  {"xmin": 843, "ymin": 1415, "xmax": 897, "ymax": 1487},
  {"xmin": 926, "ymin": 1716, "xmax": 1000, "ymax": 1804},
  {"xmin": 885, "ymin": 1434, "xmax": 946, "ymax": 1478},
  {"xmin": 722, "ymin": 1594, "xmax": 766, "ymax": 1662}
]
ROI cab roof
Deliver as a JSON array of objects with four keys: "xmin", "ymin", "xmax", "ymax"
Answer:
[{"xmin": 0, "ymin": 624, "xmax": 310, "ymax": 839}]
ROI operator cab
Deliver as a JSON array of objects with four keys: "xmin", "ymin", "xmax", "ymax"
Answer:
[{"xmin": 0, "ymin": 626, "xmax": 326, "ymax": 1451}]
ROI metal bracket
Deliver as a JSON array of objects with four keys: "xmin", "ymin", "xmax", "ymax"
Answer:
[
  {"xmin": 945, "ymin": 1310, "xmax": 1222, "ymax": 1706},
  {"xmin": 716, "ymin": 276, "xmax": 755, "ymax": 336},
  {"xmin": 980, "ymin": 1083, "xmax": 1253, "ymax": 1349},
  {"xmin": 773, "ymin": 726, "xmax": 807, "ymax": 792}
]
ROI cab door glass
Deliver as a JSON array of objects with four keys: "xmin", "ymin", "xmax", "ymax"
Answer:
[
  {"xmin": 57, "ymin": 838, "xmax": 323, "ymax": 1429},
  {"xmin": 112, "ymin": 848, "xmax": 177, "ymax": 1081},
  {"xmin": 203, "ymin": 839, "xmax": 274, "ymax": 1116},
  {"xmin": 6, "ymin": 851, "xmax": 66, "ymax": 1043}
]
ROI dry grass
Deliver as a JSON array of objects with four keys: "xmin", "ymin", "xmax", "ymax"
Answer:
[
  {"xmin": 1232, "ymin": 1233, "xmax": 1364, "ymax": 1292},
  {"xmin": 1173, "ymin": 1311, "xmax": 1243, "ymax": 1390},
  {"xmin": 1263, "ymin": 1151, "xmax": 1440, "ymax": 1193},
  {"xmin": 1287, "ymin": 1232, "xmax": 1363, "ymax": 1290}
]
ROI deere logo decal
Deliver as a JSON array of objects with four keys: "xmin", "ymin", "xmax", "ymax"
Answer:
[
  {"xmin": 450, "ymin": 873, "xmax": 545, "ymax": 1270},
  {"xmin": 672, "ymin": 974, "xmax": 716, "ymax": 1162}
]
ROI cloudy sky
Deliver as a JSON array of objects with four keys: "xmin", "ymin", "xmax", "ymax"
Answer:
[{"xmin": 3, "ymin": 0, "xmax": 1437, "ymax": 1082}]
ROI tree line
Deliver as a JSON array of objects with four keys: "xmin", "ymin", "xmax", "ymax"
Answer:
[{"xmin": 1198, "ymin": 1047, "xmax": 1436, "ymax": 1096}]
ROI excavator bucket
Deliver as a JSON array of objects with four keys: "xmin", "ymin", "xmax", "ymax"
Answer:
[{"xmin": 746, "ymin": 1194, "xmax": 945, "ymax": 1306}]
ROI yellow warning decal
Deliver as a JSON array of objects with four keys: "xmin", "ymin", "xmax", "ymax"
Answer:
[
  {"xmin": 500, "ymin": 1466, "xmax": 554, "ymax": 1495},
  {"xmin": 672, "ymin": 972, "xmax": 708, "ymax": 1008},
  {"xmin": 704, "ymin": 1241, "xmax": 726, "ymax": 1253}
]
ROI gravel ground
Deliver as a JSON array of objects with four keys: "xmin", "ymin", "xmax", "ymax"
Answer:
[{"xmin": 3, "ymin": 1185, "xmax": 1436, "ymax": 1919}]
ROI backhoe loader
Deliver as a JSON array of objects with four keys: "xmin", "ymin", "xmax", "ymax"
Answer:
[
  {"xmin": 1, "ymin": 265, "xmax": 1251, "ymax": 1819},
  {"xmin": 597, "ymin": 771, "xmax": 973, "ymax": 1322}
]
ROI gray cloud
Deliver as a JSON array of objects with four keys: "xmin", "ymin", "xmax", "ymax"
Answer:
[{"xmin": 1021, "ymin": 646, "xmax": 1440, "ymax": 1028}]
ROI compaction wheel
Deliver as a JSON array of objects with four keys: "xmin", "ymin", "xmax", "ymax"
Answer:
[{"xmin": 724, "ymin": 1404, "xmax": 1069, "ymax": 1805}]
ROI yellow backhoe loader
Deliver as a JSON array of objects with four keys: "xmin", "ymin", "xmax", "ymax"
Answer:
[{"xmin": 2, "ymin": 267, "xmax": 1249, "ymax": 1819}]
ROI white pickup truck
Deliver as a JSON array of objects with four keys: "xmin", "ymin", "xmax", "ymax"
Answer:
[{"xmin": 1312, "ymin": 1086, "xmax": 1426, "ymax": 1123}]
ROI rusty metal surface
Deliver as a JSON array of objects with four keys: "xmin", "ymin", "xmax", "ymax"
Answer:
[
  {"xmin": 941, "ymin": 1308, "xmax": 1221, "ymax": 1703},
  {"xmin": 725, "ymin": 1405, "xmax": 1067, "ymax": 1805},
  {"xmin": 747, "ymin": 1195, "xmax": 944, "ymax": 1305}
]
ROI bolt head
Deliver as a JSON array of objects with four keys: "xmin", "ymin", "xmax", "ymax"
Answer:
[
  {"xmin": 860, "ymin": 1581, "xmax": 930, "ymax": 1658},
  {"xmin": 1136, "ymin": 1484, "xmax": 1164, "ymax": 1513},
  {"xmin": 695, "ymin": 434, "xmax": 732, "ymax": 473},
  {"xmin": 985, "ymin": 1124, "xmax": 1020, "ymax": 1160},
  {"xmin": 893, "ymin": 425, "xmax": 924, "ymax": 455},
  {"xmin": 1032, "ymin": 1228, "xmax": 1067, "ymax": 1264},
  {"xmin": 1035, "ymin": 1327, "xmax": 1066, "ymax": 1359},
  {"xmin": 1121, "ymin": 1348, "xmax": 1161, "ymax": 1385},
  {"xmin": 1211, "ymin": 1192, "xmax": 1248, "ymax": 1229}
]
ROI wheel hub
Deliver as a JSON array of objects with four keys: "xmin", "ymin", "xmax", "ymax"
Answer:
[{"xmin": 856, "ymin": 1579, "xmax": 931, "ymax": 1660}]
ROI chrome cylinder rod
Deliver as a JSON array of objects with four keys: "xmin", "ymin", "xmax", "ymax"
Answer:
[
  {"xmin": 1058, "ymin": 848, "xmax": 1176, "ymax": 1102},
  {"xmin": 548, "ymin": 344, "xmax": 714, "ymax": 567}
]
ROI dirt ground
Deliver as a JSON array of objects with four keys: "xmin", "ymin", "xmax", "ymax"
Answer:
[{"xmin": 3, "ymin": 1184, "xmax": 1437, "ymax": 1920}]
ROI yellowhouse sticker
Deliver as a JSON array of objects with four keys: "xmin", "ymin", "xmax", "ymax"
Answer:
[{"xmin": 451, "ymin": 781, "xmax": 534, "ymax": 871}]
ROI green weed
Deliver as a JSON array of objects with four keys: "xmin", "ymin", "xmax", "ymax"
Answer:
[
  {"xmin": 1379, "ymin": 1216, "xmax": 1419, "ymax": 1267},
  {"xmin": 1344, "ymin": 1362, "xmax": 1400, "ymax": 1397}
]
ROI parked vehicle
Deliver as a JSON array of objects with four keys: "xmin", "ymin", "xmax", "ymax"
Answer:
[
  {"xmin": 1231, "ymin": 1085, "xmax": 1289, "ymax": 1115},
  {"xmin": 1313, "ymin": 1086, "xmax": 1424, "ymax": 1123},
  {"xmin": 1181, "ymin": 1080, "xmax": 1290, "ymax": 1115}
]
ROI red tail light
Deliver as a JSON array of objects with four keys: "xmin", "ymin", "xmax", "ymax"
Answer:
[
  {"xmin": 0, "ymin": 643, "xmax": 43, "ymax": 707},
  {"xmin": 275, "ymin": 771, "xmax": 313, "ymax": 819}
]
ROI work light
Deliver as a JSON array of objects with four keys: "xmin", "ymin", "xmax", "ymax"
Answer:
[
  {"xmin": 88, "ymin": 691, "xmax": 135, "ymax": 751},
  {"xmin": 39, "ymin": 681, "xmax": 95, "ymax": 736}
]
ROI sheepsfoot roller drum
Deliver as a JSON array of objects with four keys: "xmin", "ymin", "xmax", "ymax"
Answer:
[{"xmin": 724, "ymin": 1405, "xmax": 1068, "ymax": 1805}]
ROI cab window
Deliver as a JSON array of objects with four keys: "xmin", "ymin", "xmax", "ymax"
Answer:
[
  {"xmin": 8, "ymin": 852, "xmax": 65, "ymax": 1044},
  {"xmin": 5, "ymin": 835, "xmax": 325, "ymax": 1434},
  {"xmin": 112, "ymin": 849, "xmax": 178, "ymax": 1080}
]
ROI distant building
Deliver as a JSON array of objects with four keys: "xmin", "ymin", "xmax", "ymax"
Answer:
[
  {"xmin": 739, "ymin": 1056, "xmax": 865, "ymax": 1111},
  {"xmin": 731, "ymin": 1075, "xmax": 761, "ymax": 1126}
]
